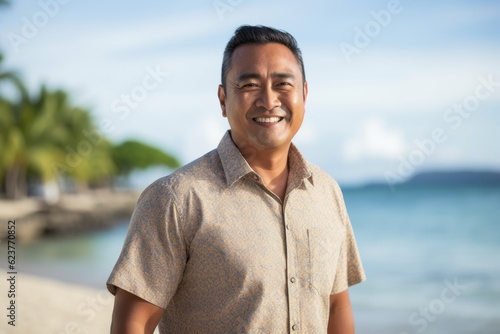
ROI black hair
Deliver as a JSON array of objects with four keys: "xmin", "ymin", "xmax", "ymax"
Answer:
[{"xmin": 221, "ymin": 25, "xmax": 306, "ymax": 88}]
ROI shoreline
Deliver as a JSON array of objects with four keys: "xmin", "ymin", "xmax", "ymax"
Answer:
[
  {"xmin": 0, "ymin": 272, "xmax": 162, "ymax": 334},
  {"xmin": 1, "ymin": 273, "xmax": 114, "ymax": 334},
  {"xmin": 2, "ymin": 272, "xmax": 498, "ymax": 334},
  {"xmin": 0, "ymin": 189, "xmax": 140, "ymax": 241}
]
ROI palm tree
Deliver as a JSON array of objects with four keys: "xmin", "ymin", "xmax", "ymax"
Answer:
[
  {"xmin": 0, "ymin": 97, "xmax": 17, "ymax": 196},
  {"xmin": 0, "ymin": 55, "xmax": 31, "ymax": 198},
  {"xmin": 1, "ymin": 84, "xmax": 120, "ymax": 199},
  {"xmin": 50, "ymin": 98, "xmax": 116, "ymax": 191},
  {"xmin": 0, "ymin": 87, "xmax": 69, "ymax": 199},
  {"xmin": 0, "ymin": 57, "xmax": 180, "ymax": 198},
  {"xmin": 2, "ymin": 86, "xmax": 113, "ymax": 197},
  {"xmin": 0, "ymin": 55, "xmax": 28, "ymax": 100}
]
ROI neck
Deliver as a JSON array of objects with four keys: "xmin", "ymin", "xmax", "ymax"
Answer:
[{"xmin": 242, "ymin": 145, "xmax": 290, "ymax": 201}]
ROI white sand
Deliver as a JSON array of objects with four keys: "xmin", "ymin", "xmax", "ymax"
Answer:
[
  {"xmin": 1, "ymin": 273, "xmax": 162, "ymax": 334},
  {"xmin": 1, "ymin": 273, "xmax": 114, "ymax": 334}
]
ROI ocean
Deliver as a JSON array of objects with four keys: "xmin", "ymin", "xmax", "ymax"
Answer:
[
  {"xmin": 3, "ymin": 183, "xmax": 500, "ymax": 333},
  {"xmin": 345, "ymin": 184, "xmax": 500, "ymax": 334}
]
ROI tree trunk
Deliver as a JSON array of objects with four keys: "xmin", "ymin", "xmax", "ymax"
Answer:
[
  {"xmin": 5, "ymin": 164, "xmax": 27, "ymax": 199},
  {"xmin": 77, "ymin": 181, "xmax": 89, "ymax": 193}
]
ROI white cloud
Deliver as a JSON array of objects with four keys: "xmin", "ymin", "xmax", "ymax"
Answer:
[
  {"xmin": 294, "ymin": 120, "xmax": 319, "ymax": 146},
  {"xmin": 343, "ymin": 117, "xmax": 406, "ymax": 162},
  {"xmin": 184, "ymin": 113, "xmax": 228, "ymax": 162},
  {"xmin": 1, "ymin": 0, "xmax": 499, "ymax": 184},
  {"xmin": 304, "ymin": 46, "xmax": 500, "ymax": 117},
  {"xmin": 2, "ymin": 8, "xmax": 224, "ymax": 59}
]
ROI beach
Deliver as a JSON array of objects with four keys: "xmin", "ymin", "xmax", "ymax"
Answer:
[
  {"xmin": 1, "ymin": 273, "xmax": 113, "ymax": 334},
  {"xmin": 0, "ymin": 189, "xmax": 141, "ymax": 333},
  {"xmin": 0, "ymin": 189, "xmax": 140, "ymax": 241},
  {"xmin": 1, "ymin": 184, "xmax": 499, "ymax": 333}
]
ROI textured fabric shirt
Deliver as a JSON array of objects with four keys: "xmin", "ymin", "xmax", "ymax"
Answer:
[{"xmin": 107, "ymin": 131, "xmax": 366, "ymax": 334}]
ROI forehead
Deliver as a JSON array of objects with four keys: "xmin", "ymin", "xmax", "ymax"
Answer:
[{"xmin": 229, "ymin": 43, "xmax": 302, "ymax": 80}]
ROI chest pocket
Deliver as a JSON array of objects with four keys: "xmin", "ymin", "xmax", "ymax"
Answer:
[{"xmin": 306, "ymin": 227, "xmax": 345, "ymax": 295}]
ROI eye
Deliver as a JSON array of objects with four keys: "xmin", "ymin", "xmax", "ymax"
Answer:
[
  {"xmin": 276, "ymin": 82, "xmax": 293, "ymax": 88},
  {"xmin": 242, "ymin": 83, "xmax": 259, "ymax": 88}
]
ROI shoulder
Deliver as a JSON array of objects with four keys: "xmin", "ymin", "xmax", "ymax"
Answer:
[
  {"xmin": 306, "ymin": 161, "xmax": 342, "ymax": 193},
  {"xmin": 305, "ymin": 161, "xmax": 349, "ymax": 217},
  {"xmin": 139, "ymin": 148, "xmax": 224, "ymax": 202}
]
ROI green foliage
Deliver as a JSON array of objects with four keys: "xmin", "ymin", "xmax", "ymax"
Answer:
[
  {"xmin": 111, "ymin": 140, "xmax": 181, "ymax": 175},
  {"xmin": 0, "ymin": 54, "xmax": 180, "ymax": 198}
]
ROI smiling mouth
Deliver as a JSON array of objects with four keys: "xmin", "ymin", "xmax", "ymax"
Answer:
[{"xmin": 253, "ymin": 116, "xmax": 284, "ymax": 123}]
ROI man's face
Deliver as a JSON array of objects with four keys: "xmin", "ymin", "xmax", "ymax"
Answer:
[{"xmin": 218, "ymin": 43, "xmax": 308, "ymax": 154}]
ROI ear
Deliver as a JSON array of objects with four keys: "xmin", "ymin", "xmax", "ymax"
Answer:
[
  {"xmin": 218, "ymin": 85, "xmax": 227, "ymax": 117},
  {"xmin": 303, "ymin": 81, "xmax": 309, "ymax": 105}
]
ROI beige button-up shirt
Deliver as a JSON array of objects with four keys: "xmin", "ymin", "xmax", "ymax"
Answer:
[{"xmin": 107, "ymin": 131, "xmax": 365, "ymax": 333}]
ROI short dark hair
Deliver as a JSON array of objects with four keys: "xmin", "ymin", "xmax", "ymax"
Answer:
[{"xmin": 221, "ymin": 25, "xmax": 306, "ymax": 88}]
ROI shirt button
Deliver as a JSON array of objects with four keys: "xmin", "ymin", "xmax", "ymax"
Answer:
[
  {"xmin": 292, "ymin": 324, "xmax": 298, "ymax": 331},
  {"xmin": 252, "ymin": 175, "xmax": 258, "ymax": 180},
  {"xmin": 286, "ymin": 224, "xmax": 290, "ymax": 230},
  {"xmin": 290, "ymin": 277, "xmax": 296, "ymax": 283}
]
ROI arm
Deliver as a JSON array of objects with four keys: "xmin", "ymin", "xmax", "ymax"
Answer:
[
  {"xmin": 327, "ymin": 290, "xmax": 354, "ymax": 334},
  {"xmin": 110, "ymin": 288, "xmax": 165, "ymax": 334}
]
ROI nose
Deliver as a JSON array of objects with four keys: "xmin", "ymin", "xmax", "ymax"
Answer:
[{"xmin": 255, "ymin": 85, "xmax": 281, "ymax": 111}]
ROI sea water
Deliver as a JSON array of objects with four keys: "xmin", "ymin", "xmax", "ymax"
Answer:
[
  {"xmin": 345, "ymin": 184, "xmax": 500, "ymax": 334},
  {"xmin": 2, "ymin": 184, "xmax": 499, "ymax": 333}
]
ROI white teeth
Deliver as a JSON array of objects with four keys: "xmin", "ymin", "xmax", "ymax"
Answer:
[{"xmin": 254, "ymin": 117, "xmax": 282, "ymax": 123}]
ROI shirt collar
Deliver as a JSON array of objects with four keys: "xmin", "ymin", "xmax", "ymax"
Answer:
[
  {"xmin": 287, "ymin": 141, "xmax": 314, "ymax": 190},
  {"xmin": 217, "ymin": 131, "xmax": 313, "ymax": 188}
]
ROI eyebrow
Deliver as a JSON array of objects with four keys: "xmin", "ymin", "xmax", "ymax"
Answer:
[{"xmin": 236, "ymin": 72, "xmax": 296, "ymax": 82}]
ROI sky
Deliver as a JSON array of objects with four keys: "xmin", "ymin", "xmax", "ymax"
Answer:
[{"xmin": 1, "ymin": 0, "xmax": 499, "ymax": 186}]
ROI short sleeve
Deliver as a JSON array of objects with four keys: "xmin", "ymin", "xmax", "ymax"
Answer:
[
  {"xmin": 106, "ymin": 179, "xmax": 187, "ymax": 308},
  {"xmin": 331, "ymin": 186, "xmax": 366, "ymax": 295}
]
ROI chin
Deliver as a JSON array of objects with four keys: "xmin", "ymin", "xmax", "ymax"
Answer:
[{"xmin": 256, "ymin": 138, "xmax": 290, "ymax": 150}]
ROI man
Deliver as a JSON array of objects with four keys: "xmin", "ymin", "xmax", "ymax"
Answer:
[{"xmin": 107, "ymin": 25, "xmax": 365, "ymax": 334}]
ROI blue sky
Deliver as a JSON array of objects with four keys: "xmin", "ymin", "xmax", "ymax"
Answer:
[{"xmin": 1, "ymin": 0, "xmax": 499, "ymax": 185}]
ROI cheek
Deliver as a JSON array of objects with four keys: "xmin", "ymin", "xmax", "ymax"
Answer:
[
  {"xmin": 225, "ymin": 105, "xmax": 248, "ymax": 127},
  {"xmin": 282, "ymin": 90, "xmax": 303, "ymax": 106},
  {"xmin": 284, "ymin": 100, "xmax": 304, "ymax": 117},
  {"xmin": 228, "ymin": 94, "xmax": 251, "ymax": 110}
]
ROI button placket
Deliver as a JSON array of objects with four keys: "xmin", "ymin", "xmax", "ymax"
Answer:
[{"xmin": 283, "ymin": 198, "xmax": 300, "ymax": 334}]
